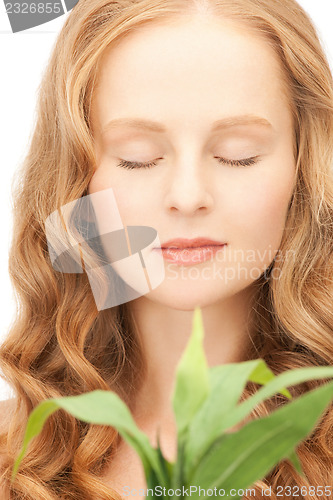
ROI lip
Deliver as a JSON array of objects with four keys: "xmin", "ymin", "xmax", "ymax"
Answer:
[
  {"xmin": 157, "ymin": 237, "xmax": 226, "ymax": 249},
  {"xmin": 153, "ymin": 238, "xmax": 227, "ymax": 266}
]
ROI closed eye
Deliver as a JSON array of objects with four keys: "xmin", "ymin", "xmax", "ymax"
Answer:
[
  {"xmin": 214, "ymin": 156, "xmax": 260, "ymax": 167},
  {"xmin": 116, "ymin": 158, "xmax": 161, "ymax": 169},
  {"xmin": 116, "ymin": 155, "xmax": 260, "ymax": 170}
]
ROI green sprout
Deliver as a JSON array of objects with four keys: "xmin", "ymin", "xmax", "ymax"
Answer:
[{"xmin": 12, "ymin": 307, "xmax": 333, "ymax": 499}]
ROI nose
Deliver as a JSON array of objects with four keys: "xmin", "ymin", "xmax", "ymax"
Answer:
[{"xmin": 164, "ymin": 156, "xmax": 214, "ymax": 215}]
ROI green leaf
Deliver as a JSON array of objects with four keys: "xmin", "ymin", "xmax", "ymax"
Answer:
[
  {"xmin": 171, "ymin": 307, "xmax": 210, "ymax": 439},
  {"xmin": 213, "ymin": 365, "xmax": 333, "ymax": 441},
  {"xmin": 170, "ymin": 438, "xmax": 187, "ymax": 491},
  {"xmin": 190, "ymin": 379, "xmax": 333, "ymax": 493},
  {"xmin": 146, "ymin": 433, "xmax": 172, "ymax": 495},
  {"xmin": 11, "ymin": 400, "xmax": 59, "ymax": 481},
  {"xmin": 248, "ymin": 361, "xmax": 292, "ymax": 399},
  {"xmin": 186, "ymin": 364, "xmax": 333, "ymax": 482},
  {"xmin": 155, "ymin": 428, "xmax": 174, "ymax": 488},
  {"xmin": 285, "ymin": 449, "xmax": 304, "ymax": 476},
  {"xmin": 12, "ymin": 390, "xmax": 165, "ymax": 485},
  {"xmin": 184, "ymin": 358, "xmax": 291, "ymax": 478}
]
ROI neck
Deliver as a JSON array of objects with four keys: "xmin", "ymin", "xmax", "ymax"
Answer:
[{"xmin": 128, "ymin": 286, "xmax": 256, "ymax": 428}]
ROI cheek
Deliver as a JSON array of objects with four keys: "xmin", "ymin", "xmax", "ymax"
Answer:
[
  {"xmin": 252, "ymin": 183, "xmax": 290, "ymax": 236},
  {"xmin": 88, "ymin": 164, "xmax": 114, "ymax": 195},
  {"xmin": 228, "ymin": 172, "xmax": 294, "ymax": 260},
  {"xmin": 88, "ymin": 167, "xmax": 150, "ymax": 228}
]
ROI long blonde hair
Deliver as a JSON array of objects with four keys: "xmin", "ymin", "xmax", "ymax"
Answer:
[{"xmin": 0, "ymin": 0, "xmax": 332, "ymax": 498}]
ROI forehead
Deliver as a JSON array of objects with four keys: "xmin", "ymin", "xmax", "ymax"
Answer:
[{"xmin": 91, "ymin": 15, "xmax": 290, "ymax": 137}]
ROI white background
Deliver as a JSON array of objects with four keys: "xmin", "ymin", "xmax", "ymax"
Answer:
[{"xmin": 0, "ymin": 1, "xmax": 332, "ymax": 400}]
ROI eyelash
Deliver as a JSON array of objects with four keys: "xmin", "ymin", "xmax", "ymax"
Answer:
[{"xmin": 116, "ymin": 156, "xmax": 260, "ymax": 170}]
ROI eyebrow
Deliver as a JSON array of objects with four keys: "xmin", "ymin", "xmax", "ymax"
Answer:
[{"xmin": 101, "ymin": 114, "xmax": 274, "ymax": 135}]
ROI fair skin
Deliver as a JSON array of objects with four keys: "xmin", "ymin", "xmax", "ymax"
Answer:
[{"xmin": 88, "ymin": 14, "xmax": 296, "ymax": 493}]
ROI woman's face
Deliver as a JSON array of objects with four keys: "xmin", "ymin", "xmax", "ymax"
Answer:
[{"xmin": 88, "ymin": 15, "xmax": 296, "ymax": 310}]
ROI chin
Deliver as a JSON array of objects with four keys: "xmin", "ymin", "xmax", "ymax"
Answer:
[{"xmin": 143, "ymin": 285, "xmax": 227, "ymax": 311}]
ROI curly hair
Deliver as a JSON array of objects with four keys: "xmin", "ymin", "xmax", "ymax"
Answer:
[{"xmin": 0, "ymin": 0, "xmax": 332, "ymax": 498}]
